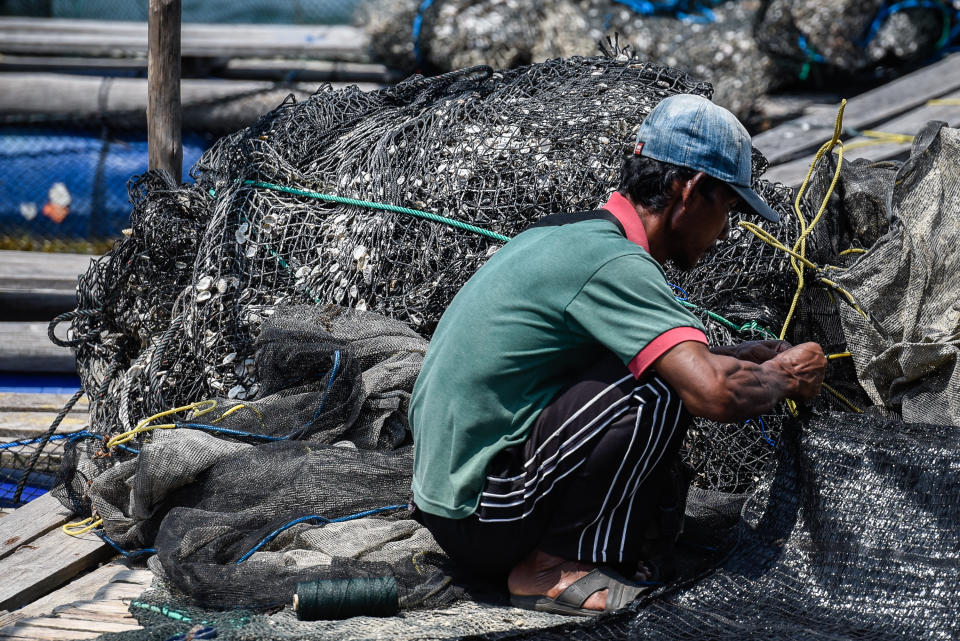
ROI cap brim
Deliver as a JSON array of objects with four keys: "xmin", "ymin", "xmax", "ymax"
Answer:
[{"xmin": 729, "ymin": 184, "xmax": 780, "ymax": 223}]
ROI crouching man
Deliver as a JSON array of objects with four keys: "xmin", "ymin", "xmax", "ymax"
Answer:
[{"xmin": 408, "ymin": 94, "xmax": 826, "ymax": 616}]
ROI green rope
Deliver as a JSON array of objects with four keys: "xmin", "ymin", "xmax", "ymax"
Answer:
[
  {"xmin": 244, "ymin": 180, "xmax": 510, "ymax": 243},
  {"xmin": 129, "ymin": 601, "xmax": 193, "ymax": 623},
  {"xmin": 678, "ymin": 299, "xmax": 778, "ymax": 339}
]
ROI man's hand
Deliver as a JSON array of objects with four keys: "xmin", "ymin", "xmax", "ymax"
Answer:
[
  {"xmin": 711, "ymin": 339, "xmax": 791, "ymax": 364},
  {"xmin": 769, "ymin": 342, "xmax": 826, "ymax": 401}
]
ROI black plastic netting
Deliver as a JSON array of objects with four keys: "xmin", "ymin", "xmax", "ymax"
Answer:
[{"xmin": 476, "ymin": 412, "xmax": 960, "ymax": 641}]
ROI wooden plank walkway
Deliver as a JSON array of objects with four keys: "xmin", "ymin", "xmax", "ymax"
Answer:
[
  {"xmin": 0, "ymin": 493, "xmax": 113, "ymax": 613},
  {"xmin": 0, "ymin": 391, "xmax": 150, "ymax": 641},
  {"xmin": 0, "ymin": 560, "xmax": 151, "ymax": 640},
  {"xmin": 0, "ymin": 17, "xmax": 368, "ymax": 61},
  {"xmin": 0, "ymin": 250, "xmax": 92, "ymax": 371},
  {"xmin": 756, "ymin": 53, "xmax": 960, "ymax": 186}
]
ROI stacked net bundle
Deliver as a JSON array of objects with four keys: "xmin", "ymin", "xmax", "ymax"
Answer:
[
  {"xmin": 577, "ymin": 0, "xmax": 776, "ymax": 119},
  {"xmin": 357, "ymin": 0, "xmax": 774, "ymax": 118},
  {"xmin": 358, "ymin": 0, "xmax": 596, "ymax": 74},
  {"xmin": 756, "ymin": 0, "xmax": 960, "ymax": 81},
  {"xmin": 359, "ymin": 0, "xmax": 960, "ymax": 120}
]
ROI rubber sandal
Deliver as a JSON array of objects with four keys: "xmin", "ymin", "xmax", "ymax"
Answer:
[{"xmin": 509, "ymin": 567, "xmax": 651, "ymax": 617}]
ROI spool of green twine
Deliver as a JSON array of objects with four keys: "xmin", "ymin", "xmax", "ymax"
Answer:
[{"xmin": 293, "ymin": 577, "xmax": 399, "ymax": 620}]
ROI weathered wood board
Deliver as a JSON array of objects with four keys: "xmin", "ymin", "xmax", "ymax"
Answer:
[
  {"xmin": 0, "ymin": 412, "xmax": 86, "ymax": 436},
  {"xmin": 0, "ymin": 524, "xmax": 112, "ymax": 612},
  {"xmin": 0, "ymin": 17, "xmax": 368, "ymax": 61},
  {"xmin": 0, "ymin": 493, "xmax": 76, "ymax": 561},
  {"xmin": 0, "ymin": 251, "xmax": 91, "ymax": 294},
  {"xmin": 0, "ymin": 250, "xmax": 90, "ymax": 323},
  {"xmin": 0, "ymin": 492, "xmax": 113, "ymax": 612},
  {"xmin": 0, "ymin": 394, "xmax": 87, "ymax": 414},
  {"xmin": 0, "ymin": 323, "xmax": 75, "ymax": 373},
  {"xmin": 0, "ymin": 560, "xmax": 150, "ymax": 640},
  {"xmin": 764, "ymin": 89, "xmax": 960, "ymax": 186}
]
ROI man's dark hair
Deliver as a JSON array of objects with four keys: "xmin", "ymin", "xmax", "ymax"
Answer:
[{"xmin": 618, "ymin": 154, "xmax": 721, "ymax": 212}]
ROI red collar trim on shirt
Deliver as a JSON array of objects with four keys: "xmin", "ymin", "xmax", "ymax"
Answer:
[{"xmin": 602, "ymin": 192, "xmax": 650, "ymax": 252}]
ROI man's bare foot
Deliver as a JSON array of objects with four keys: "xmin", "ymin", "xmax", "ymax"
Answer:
[{"xmin": 507, "ymin": 549, "xmax": 652, "ymax": 612}]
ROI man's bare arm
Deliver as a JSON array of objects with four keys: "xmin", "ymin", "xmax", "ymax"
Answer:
[
  {"xmin": 709, "ymin": 339, "xmax": 791, "ymax": 364},
  {"xmin": 654, "ymin": 341, "xmax": 826, "ymax": 422}
]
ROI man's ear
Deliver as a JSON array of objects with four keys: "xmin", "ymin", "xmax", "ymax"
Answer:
[
  {"xmin": 667, "ymin": 171, "xmax": 709, "ymax": 227},
  {"xmin": 680, "ymin": 171, "xmax": 710, "ymax": 205}
]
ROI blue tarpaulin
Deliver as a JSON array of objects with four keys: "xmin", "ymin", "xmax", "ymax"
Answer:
[{"xmin": 0, "ymin": 128, "xmax": 207, "ymax": 239}]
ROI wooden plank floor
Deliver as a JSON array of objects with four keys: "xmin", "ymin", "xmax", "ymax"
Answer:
[
  {"xmin": 0, "ymin": 392, "xmax": 88, "ymax": 438},
  {"xmin": 0, "ymin": 388, "xmax": 152, "ymax": 641},
  {"xmin": 764, "ymin": 88, "xmax": 960, "ymax": 185},
  {"xmin": 0, "ymin": 560, "xmax": 152, "ymax": 640}
]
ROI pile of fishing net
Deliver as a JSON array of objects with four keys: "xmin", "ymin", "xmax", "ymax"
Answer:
[
  {"xmin": 43, "ymin": 51, "xmax": 960, "ymax": 639},
  {"xmin": 358, "ymin": 0, "xmax": 960, "ymax": 118},
  {"xmin": 756, "ymin": 0, "xmax": 960, "ymax": 80},
  {"xmin": 357, "ymin": 0, "xmax": 774, "ymax": 118},
  {"xmin": 55, "ymin": 52, "xmax": 801, "ymax": 497}
]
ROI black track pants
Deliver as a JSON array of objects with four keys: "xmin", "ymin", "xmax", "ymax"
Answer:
[{"xmin": 413, "ymin": 352, "xmax": 693, "ymax": 578}]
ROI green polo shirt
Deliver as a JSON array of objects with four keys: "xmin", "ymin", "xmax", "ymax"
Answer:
[{"xmin": 409, "ymin": 192, "xmax": 708, "ymax": 519}]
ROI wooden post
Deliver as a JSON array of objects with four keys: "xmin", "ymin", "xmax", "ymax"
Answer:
[{"xmin": 147, "ymin": 0, "xmax": 182, "ymax": 178}]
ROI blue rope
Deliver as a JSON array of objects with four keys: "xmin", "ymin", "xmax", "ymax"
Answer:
[
  {"xmin": 746, "ymin": 417, "xmax": 776, "ymax": 447},
  {"xmin": 143, "ymin": 350, "xmax": 343, "ymax": 444},
  {"xmin": 860, "ymin": 0, "xmax": 954, "ymax": 50},
  {"xmin": 668, "ymin": 282, "xmax": 690, "ymax": 301},
  {"xmin": 96, "ymin": 530, "xmax": 157, "ymax": 558},
  {"xmin": 175, "ymin": 423, "xmax": 286, "ymax": 441},
  {"xmin": 0, "ymin": 430, "xmax": 137, "ymax": 454},
  {"xmin": 412, "ymin": 0, "xmax": 435, "ymax": 69},
  {"xmin": 610, "ymin": 0, "xmax": 724, "ymax": 23},
  {"xmin": 308, "ymin": 350, "xmax": 341, "ymax": 424},
  {"xmin": 235, "ymin": 504, "xmax": 407, "ymax": 564},
  {"xmin": 0, "ymin": 432, "xmax": 76, "ymax": 450}
]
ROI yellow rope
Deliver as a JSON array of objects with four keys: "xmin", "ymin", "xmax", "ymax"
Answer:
[
  {"xmin": 106, "ymin": 400, "xmax": 218, "ymax": 449},
  {"xmin": 211, "ymin": 402, "xmax": 264, "ymax": 427},
  {"xmin": 105, "ymin": 399, "xmax": 267, "ymax": 449},
  {"xmin": 838, "ymin": 248, "xmax": 867, "ymax": 256},
  {"xmin": 927, "ymin": 98, "xmax": 960, "ymax": 106},
  {"xmin": 822, "ymin": 383, "xmax": 863, "ymax": 414},
  {"xmin": 827, "ymin": 352, "xmax": 852, "ymax": 360},
  {"xmin": 63, "ymin": 516, "xmax": 103, "ymax": 536},
  {"xmin": 738, "ymin": 100, "xmax": 872, "ymax": 416}
]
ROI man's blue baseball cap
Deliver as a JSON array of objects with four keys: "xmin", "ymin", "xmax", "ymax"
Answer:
[{"xmin": 633, "ymin": 94, "xmax": 779, "ymax": 223}]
